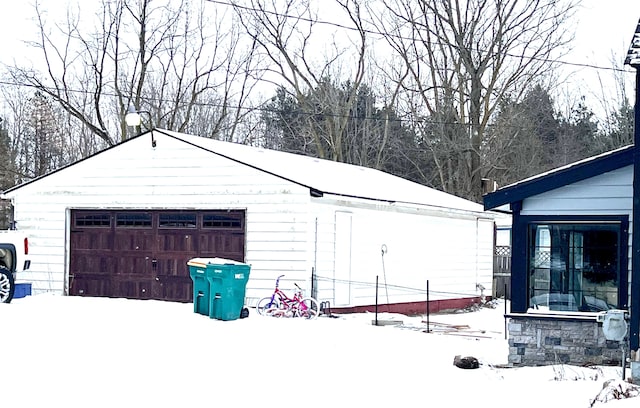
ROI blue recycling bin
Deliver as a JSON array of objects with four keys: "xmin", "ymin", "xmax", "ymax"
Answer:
[{"xmin": 187, "ymin": 258, "xmax": 251, "ymax": 321}]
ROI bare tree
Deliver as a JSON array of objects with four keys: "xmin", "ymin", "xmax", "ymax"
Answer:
[
  {"xmin": 231, "ymin": 0, "xmax": 367, "ymax": 161},
  {"xmin": 9, "ymin": 0, "xmax": 261, "ymax": 148},
  {"xmin": 143, "ymin": 3, "xmax": 262, "ymax": 140},
  {"xmin": 371, "ymin": 0, "xmax": 577, "ymax": 201},
  {"xmin": 591, "ymin": 53, "xmax": 634, "ymax": 152},
  {"xmin": 9, "ymin": 0, "xmax": 116, "ymax": 145}
]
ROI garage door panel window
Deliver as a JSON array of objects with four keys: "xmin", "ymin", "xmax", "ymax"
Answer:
[
  {"xmin": 116, "ymin": 213, "xmax": 152, "ymax": 228},
  {"xmin": 75, "ymin": 213, "xmax": 111, "ymax": 227},
  {"xmin": 159, "ymin": 213, "xmax": 197, "ymax": 228},
  {"xmin": 203, "ymin": 213, "xmax": 243, "ymax": 229}
]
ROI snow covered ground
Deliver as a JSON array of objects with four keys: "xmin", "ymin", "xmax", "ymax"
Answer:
[{"xmin": 2, "ymin": 294, "xmax": 638, "ymax": 407}]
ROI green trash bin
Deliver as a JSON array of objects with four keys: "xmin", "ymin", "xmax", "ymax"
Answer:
[
  {"xmin": 187, "ymin": 257, "xmax": 251, "ymax": 321},
  {"xmin": 188, "ymin": 260, "xmax": 210, "ymax": 316}
]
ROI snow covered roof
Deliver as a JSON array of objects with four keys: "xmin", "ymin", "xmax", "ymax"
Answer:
[
  {"xmin": 160, "ymin": 130, "xmax": 484, "ymax": 212},
  {"xmin": 2, "ymin": 128, "xmax": 484, "ymax": 213},
  {"xmin": 483, "ymin": 144, "xmax": 635, "ymax": 210}
]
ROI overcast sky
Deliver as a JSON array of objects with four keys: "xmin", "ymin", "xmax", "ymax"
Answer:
[
  {"xmin": 564, "ymin": 0, "xmax": 640, "ymax": 117},
  {"xmin": 1, "ymin": 0, "xmax": 639, "ymax": 117},
  {"xmin": 573, "ymin": 0, "xmax": 640, "ymax": 62}
]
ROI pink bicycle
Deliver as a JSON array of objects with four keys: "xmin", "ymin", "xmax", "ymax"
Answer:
[{"xmin": 256, "ymin": 275, "xmax": 320, "ymax": 319}]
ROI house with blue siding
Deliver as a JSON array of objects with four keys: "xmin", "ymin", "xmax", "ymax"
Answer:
[
  {"xmin": 484, "ymin": 145, "xmax": 639, "ymax": 366},
  {"xmin": 485, "ymin": 21, "xmax": 640, "ymax": 367}
]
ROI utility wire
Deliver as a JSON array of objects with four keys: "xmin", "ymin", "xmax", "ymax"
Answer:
[
  {"xmin": 0, "ymin": 79, "xmax": 584, "ymax": 134},
  {"xmin": 0, "ymin": 2, "xmax": 632, "ymax": 133},
  {"xmin": 315, "ymin": 274, "xmax": 485, "ymax": 298},
  {"xmin": 0, "ymin": 2, "xmax": 631, "ymax": 131},
  {"xmin": 204, "ymin": 0, "xmax": 633, "ymax": 74}
]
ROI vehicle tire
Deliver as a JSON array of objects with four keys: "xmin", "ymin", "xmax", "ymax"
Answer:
[
  {"xmin": 0, "ymin": 265, "xmax": 15, "ymax": 304},
  {"xmin": 256, "ymin": 296, "xmax": 280, "ymax": 316},
  {"xmin": 298, "ymin": 297, "xmax": 320, "ymax": 319}
]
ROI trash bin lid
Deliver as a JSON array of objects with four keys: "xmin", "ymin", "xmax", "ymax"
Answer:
[{"xmin": 187, "ymin": 257, "xmax": 248, "ymax": 267}]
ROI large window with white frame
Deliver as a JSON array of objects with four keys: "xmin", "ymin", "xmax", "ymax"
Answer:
[{"xmin": 528, "ymin": 222, "xmax": 624, "ymax": 312}]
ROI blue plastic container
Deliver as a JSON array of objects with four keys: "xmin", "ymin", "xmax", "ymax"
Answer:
[{"xmin": 14, "ymin": 282, "xmax": 32, "ymax": 298}]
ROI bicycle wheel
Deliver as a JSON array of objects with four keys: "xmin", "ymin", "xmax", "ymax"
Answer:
[
  {"xmin": 256, "ymin": 296, "xmax": 280, "ymax": 316},
  {"xmin": 297, "ymin": 297, "xmax": 320, "ymax": 319}
]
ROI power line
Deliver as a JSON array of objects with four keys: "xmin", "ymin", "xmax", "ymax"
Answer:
[
  {"xmin": 0, "ymin": 2, "xmax": 629, "ymax": 131},
  {"xmin": 1, "ymin": 76, "xmax": 628, "ymax": 136},
  {"xmin": 315, "ymin": 274, "xmax": 484, "ymax": 298},
  {"xmin": 0, "ymin": 1, "xmax": 630, "ymax": 130},
  {"xmin": 204, "ymin": 0, "xmax": 633, "ymax": 74},
  {"xmin": 1, "ymin": 78, "xmax": 603, "ymax": 134}
]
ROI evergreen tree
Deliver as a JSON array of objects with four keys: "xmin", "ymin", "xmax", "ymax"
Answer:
[
  {"xmin": 484, "ymin": 85, "xmax": 563, "ymax": 187},
  {"xmin": 0, "ymin": 117, "xmax": 14, "ymax": 228},
  {"xmin": 259, "ymin": 82, "xmax": 418, "ymax": 180},
  {"xmin": 597, "ymin": 101, "xmax": 634, "ymax": 152}
]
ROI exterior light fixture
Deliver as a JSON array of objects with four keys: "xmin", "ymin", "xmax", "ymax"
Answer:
[
  {"xmin": 124, "ymin": 104, "xmax": 155, "ymax": 147},
  {"xmin": 125, "ymin": 104, "xmax": 143, "ymax": 127}
]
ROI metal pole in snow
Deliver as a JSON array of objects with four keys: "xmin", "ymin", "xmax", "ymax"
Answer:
[
  {"xmin": 375, "ymin": 275, "xmax": 379, "ymax": 326},
  {"xmin": 381, "ymin": 245, "xmax": 390, "ymax": 310},
  {"xmin": 622, "ymin": 341, "xmax": 627, "ymax": 381},
  {"xmin": 426, "ymin": 280, "xmax": 430, "ymax": 333},
  {"xmin": 504, "ymin": 283, "xmax": 508, "ymax": 340}
]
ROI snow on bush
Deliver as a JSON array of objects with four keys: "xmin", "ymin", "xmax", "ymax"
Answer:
[{"xmin": 590, "ymin": 379, "xmax": 640, "ymax": 407}]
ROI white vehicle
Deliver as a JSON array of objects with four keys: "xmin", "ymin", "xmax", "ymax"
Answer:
[{"xmin": 0, "ymin": 230, "xmax": 31, "ymax": 303}]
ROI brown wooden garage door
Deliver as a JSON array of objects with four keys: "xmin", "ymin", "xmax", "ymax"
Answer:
[{"xmin": 69, "ymin": 209, "xmax": 245, "ymax": 302}]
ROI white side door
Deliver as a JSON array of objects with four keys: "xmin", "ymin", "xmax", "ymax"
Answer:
[{"xmin": 334, "ymin": 211, "xmax": 352, "ymax": 306}]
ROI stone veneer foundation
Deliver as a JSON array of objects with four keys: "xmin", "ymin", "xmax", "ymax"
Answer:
[{"xmin": 507, "ymin": 313, "xmax": 624, "ymax": 366}]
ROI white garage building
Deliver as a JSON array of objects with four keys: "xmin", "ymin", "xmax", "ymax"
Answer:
[{"xmin": 2, "ymin": 129, "xmax": 495, "ymax": 313}]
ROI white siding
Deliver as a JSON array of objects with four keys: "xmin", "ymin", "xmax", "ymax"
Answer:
[
  {"xmin": 311, "ymin": 197, "xmax": 494, "ymax": 307},
  {"xmin": 7, "ymin": 134, "xmax": 314, "ymax": 298}
]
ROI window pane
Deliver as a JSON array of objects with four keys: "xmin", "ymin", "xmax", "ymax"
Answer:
[
  {"xmin": 203, "ymin": 213, "xmax": 242, "ymax": 229},
  {"xmin": 159, "ymin": 213, "xmax": 197, "ymax": 228},
  {"xmin": 75, "ymin": 213, "xmax": 111, "ymax": 227},
  {"xmin": 116, "ymin": 213, "xmax": 152, "ymax": 228},
  {"xmin": 528, "ymin": 223, "xmax": 619, "ymax": 312}
]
